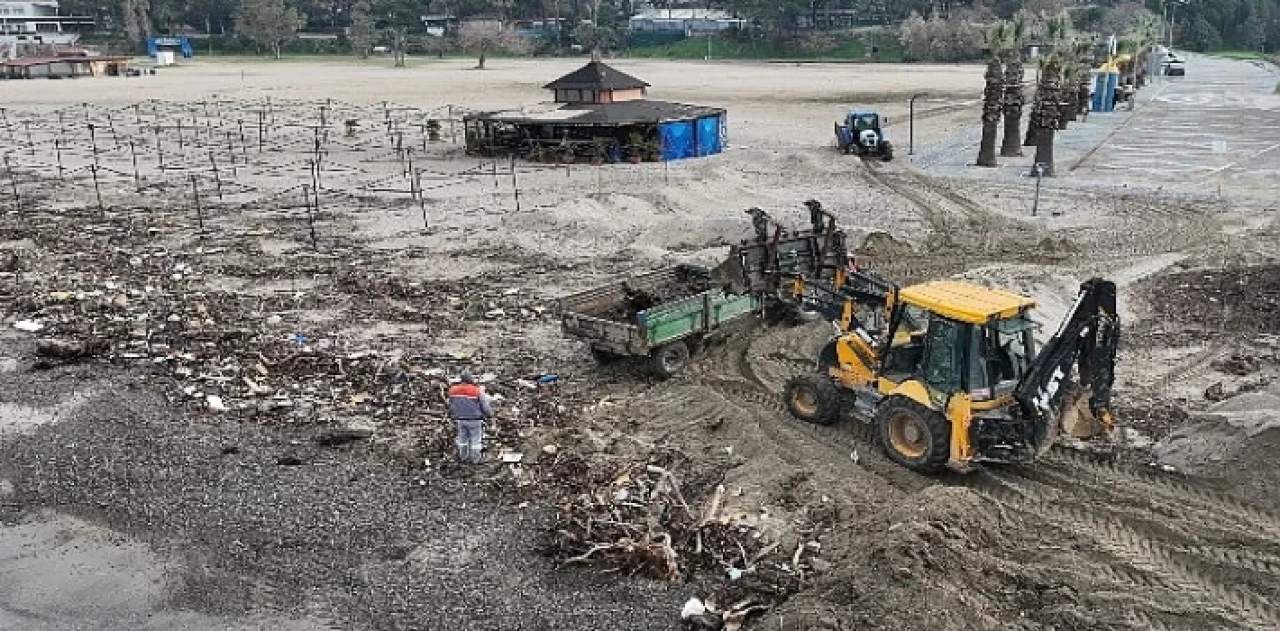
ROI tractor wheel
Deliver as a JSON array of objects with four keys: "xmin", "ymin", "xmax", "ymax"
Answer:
[
  {"xmin": 875, "ymin": 397, "xmax": 949, "ymax": 472},
  {"xmin": 650, "ymin": 341, "xmax": 690, "ymax": 378},
  {"xmin": 784, "ymin": 374, "xmax": 842, "ymax": 426},
  {"xmin": 881, "ymin": 142, "xmax": 894, "ymax": 162}
]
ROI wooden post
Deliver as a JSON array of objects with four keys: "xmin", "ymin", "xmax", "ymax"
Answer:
[
  {"xmin": 0, "ymin": 108, "xmax": 12, "ymax": 142},
  {"xmin": 257, "ymin": 110, "xmax": 264, "ymax": 152},
  {"xmin": 209, "ymin": 152, "xmax": 223, "ymax": 200},
  {"xmin": 134, "ymin": 103, "xmax": 141, "ymax": 125},
  {"xmin": 302, "ymin": 184, "xmax": 318, "ymax": 250},
  {"xmin": 510, "ymin": 155, "xmax": 520, "ymax": 213},
  {"xmin": 155, "ymin": 126, "xmax": 166, "ymax": 171},
  {"xmin": 177, "ymin": 119, "xmax": 185, "ymax": 152},
  {"xmin": 191, "ymin": 175, "xmax": 203, "ymax": 236},
  {"xmin": 91, "ymin": 164, "xmax": 104, "ymax": 214},
  {"xmin": 226, "ymin": 132, "xmax": 238, "ymax": 177},
  {"xmin": 130, "ymin": 141, "xmax": 141, "ymax": 192},
  {"xmin": 416, "ymin": 169, "xmax": 428, "ymax": 230},
  {"xmin": 55, "ymin": 138, "xmax": 65, "ymax": 179},
  {"xmin": 4, "ymin": 156, "xmax": 19, "ymax": 210},
  {"xmin": 107, "ymin": 112, "xmax": 118, "ymax": 149}
]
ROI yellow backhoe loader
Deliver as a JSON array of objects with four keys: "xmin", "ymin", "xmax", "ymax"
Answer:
[
  {"xmin": 783, "ymin": 276, "xmax": 1118, "ymax": 472},
  {"xmin": 715, "ymin": 203, "xmax": 1119, "ymax": 473}
]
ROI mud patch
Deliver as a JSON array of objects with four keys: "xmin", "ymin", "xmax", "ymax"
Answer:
[{"xmin": 0, "ymin": 512, "xmax": 324, "ymax": 630}]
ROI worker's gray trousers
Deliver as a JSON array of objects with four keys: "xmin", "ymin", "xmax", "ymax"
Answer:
[{"xmin": 455, "ymin": 419, "xmax": 484, "ymax": 463}]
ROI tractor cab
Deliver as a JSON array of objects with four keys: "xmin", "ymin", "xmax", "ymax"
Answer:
[
  {"xmin": 835, "ymin": 110, "xmax": 893, "ymax": 160},
  {"xmin": 848, "ymin": 111, "xmax": 880, "ymax": 133},
  {"xmin": 878, "ymin": 281, "xmax": 1037, "ymax": 407}
]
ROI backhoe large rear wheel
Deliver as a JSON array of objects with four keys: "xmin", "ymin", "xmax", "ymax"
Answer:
[
  {"xmin": 876, "ymin": 397, "xmax": 949, "ymax": 472},
  {"xmin": 784, "ymin": 374, "xmax": 841, "ymax": 426}
]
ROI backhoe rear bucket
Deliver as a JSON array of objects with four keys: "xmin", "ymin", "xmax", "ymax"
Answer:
[{"xmin": 1059, "ymin": 387, "xmax": 1108, "ymax": 439}]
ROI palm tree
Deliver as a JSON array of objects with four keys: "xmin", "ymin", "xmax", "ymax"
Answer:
[
  {"xmin": 978, "ymin": 21, "xmax": 1009, "ymax": 167},
  {"xmin": 1059, "ymin": 62, "xmax": 1077, "ymax": 128},
  {"xmin": 1030, "ymin": 55, "xmax": 1062, "ymax": 177},
  {"xmin": 1024, "ymin": 12, "xmax": 1069, "ymax": 147},
  {"xmin": 999, "ymin": 15, "xmax": 1028, "ymax": 158},
  {"xmin": 1073, "ymin": 40, "xmax": 1095, "ymax": 121}
]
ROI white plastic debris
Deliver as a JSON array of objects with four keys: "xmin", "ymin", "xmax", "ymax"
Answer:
[
  {"xmin": 206, "ymin": 395, "xmax": 228, "ymax": 412},
  {"xmin": 484, "ymin": 308, "xmax": 505, "ymax": 319},
  {"xmin": 681, "ymin": 598, "xmax": 707, "ymax": 620},
  {"xmin": 266, "ymin": 315, "xmax": 283, "ymax": 326},
  {"xmin": 726, "ymin": 567, "xmax": 744, "ymax": 581},
  {"xmin": 12, "ymin": 320, "xmax": 43, "ymax": 332},
  {"xmin": 502, "ymin": 287, "xmax": 520, "ymax": 296},
  {"xmin": 499, "ymin": 452, "xmax": 524, "ymax": 464}
]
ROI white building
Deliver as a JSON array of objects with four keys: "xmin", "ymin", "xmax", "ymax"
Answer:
[
  {"xmin": 628, "ymin": 9, "xmax": 745, "ymax": 34},
  {"xmin": 0, "ymin": 0, "xmax": 94, "ymax": 55}
]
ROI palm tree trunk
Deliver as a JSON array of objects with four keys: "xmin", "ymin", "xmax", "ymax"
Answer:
[
  {"xmin": 1000, "ymin": 55, "xmax": 1024, "ymax": 157},
  {"xmin": 1033, "ymin": 128, "xmax": 1055, "ymax": 176},
  {"xmin": 1029, "ymin": 59, "xmax": 1061, "ymax": 176},
  {"xmin": 978, "ymin": 58, "xmax": 1002, "ymax": 167},
  {"xmin": 977, "ymin": 121, "xmax": 999, "ymax": 166}
]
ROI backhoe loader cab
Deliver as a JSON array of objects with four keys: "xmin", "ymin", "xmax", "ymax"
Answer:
[{"xmin": 786, "ymin": 278, "xmax": 1118, "ymax": 473}]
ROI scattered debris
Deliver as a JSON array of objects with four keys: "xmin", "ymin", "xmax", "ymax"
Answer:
[{"xmin": 13, "ymin": 320, "xmax": 43, "ymax": 333}]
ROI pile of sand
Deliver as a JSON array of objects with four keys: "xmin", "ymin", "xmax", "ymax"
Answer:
[{"xmin": 1154, "ymin": 381, "xmax": 1280, "ymax": 505}]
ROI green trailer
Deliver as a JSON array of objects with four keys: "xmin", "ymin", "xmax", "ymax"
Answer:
[{"xmin": 560, "ymin": 265, "xmax": 761, "ymax": 377}]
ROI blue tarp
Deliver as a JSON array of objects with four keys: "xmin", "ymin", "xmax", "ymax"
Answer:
[
  {"xmin": 695, "ymin": 115, "xmax": 723, "ymax": 156},
  {"xmin": 658, "ymin": 120, "xmax": 697, "ymax": 161}
]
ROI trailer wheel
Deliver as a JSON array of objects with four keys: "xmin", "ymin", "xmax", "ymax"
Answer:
[
  {"xmin": 650, "ymin": 341, "xmax": 690, "ymax": 378},
  {"xmin": 881, "ymin": 142, "xmax": 894, "ymax": 162}
]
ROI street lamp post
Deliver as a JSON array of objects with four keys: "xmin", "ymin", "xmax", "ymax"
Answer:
[
  {"xmin": 908, "ymin": 93, "xmax": 926, "ymax": 156},
  {"xmin": 1031, "ymin": 162, "xmax": 1046, "ymax": 216}
]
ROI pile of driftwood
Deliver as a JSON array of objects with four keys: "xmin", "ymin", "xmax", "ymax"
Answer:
[{"xmin": 543, "ymin": 455, "xmax": 807, "ymax": 627}]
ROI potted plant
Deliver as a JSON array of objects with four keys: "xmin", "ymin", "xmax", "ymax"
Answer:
[
  {"xmin": 645, "ymin": 139, "xmax": 663, "ymax": 162},
  {"xmin": 625, "ymin": 131, "xmax": 645, "ymax": 164},
  {"xmin": 590, "ymin": 139, "xmax": 608, "ymax": 166},
  {"xmin": 560, "ymin": 147, "xmax": 576, "ymax": 164},
  {"xmin": 426, "ymin": 119, "xmax": 442, "ymax": 141}
]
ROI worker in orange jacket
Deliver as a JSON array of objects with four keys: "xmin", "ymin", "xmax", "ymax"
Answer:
[{"xmin": 448, "ymin": 370, "xmax": 492, "ymax": 463}]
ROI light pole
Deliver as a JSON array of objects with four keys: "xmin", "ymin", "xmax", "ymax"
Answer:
[
  {"xmin": 1031, "ymin": 162, "xmax": 1046, "ymax": 216},
  {"xmin": 908, "ymin": 93, "xmax": 926, "ymax": 156}
]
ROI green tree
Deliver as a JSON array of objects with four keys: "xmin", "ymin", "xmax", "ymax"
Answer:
[
  {"xmin": 1182, "ymin": 15, "xmax": 1223, "ymax": 51},
  {"xmin": 235, "ymin": 0, "xmax": 304, "ymax": 59},
  {"xmin": 349, "ymin": 0, "xmax": 375, "ymax": 59}
]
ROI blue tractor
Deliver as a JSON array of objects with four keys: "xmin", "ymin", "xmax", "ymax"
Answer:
[{"xmin": 835, "ymin": 110, "xmax": 893, "ymax": 161}]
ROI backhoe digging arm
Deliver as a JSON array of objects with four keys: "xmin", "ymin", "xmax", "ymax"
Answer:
[{"xmin": 1013, "ymin": 278, "xmax": 1120, "ymax": 443}]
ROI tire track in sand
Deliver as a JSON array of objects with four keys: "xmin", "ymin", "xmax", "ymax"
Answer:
[{"xmin": 973, "ymin": 470, "xmax": 1280, "ymax": 629}]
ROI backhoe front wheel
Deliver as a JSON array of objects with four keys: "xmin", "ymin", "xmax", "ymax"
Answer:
[
  {"xmin": 784, "ymin": 374, "xmax": 841, "ymax": 426},
  {"xmin": 650, "ymin": 341, "xmax": 690, "ymax": 378},
  {"xmin": 875, "ymin": 397, "xmax": 949, "ymax": 472}
]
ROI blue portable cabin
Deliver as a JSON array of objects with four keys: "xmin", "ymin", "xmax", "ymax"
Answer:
[
  {"xmin": 147, "ymin": 36, "xmax": 195, "ymax": 59},
  {"xmin": 462, "ymin": 61, "xmax": 727, "ymax": 163}
]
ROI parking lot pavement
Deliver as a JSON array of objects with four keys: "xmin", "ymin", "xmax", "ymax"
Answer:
[{"xmin": 914, "ymin": 54, "xmax": 1280, "ymax": 208}]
